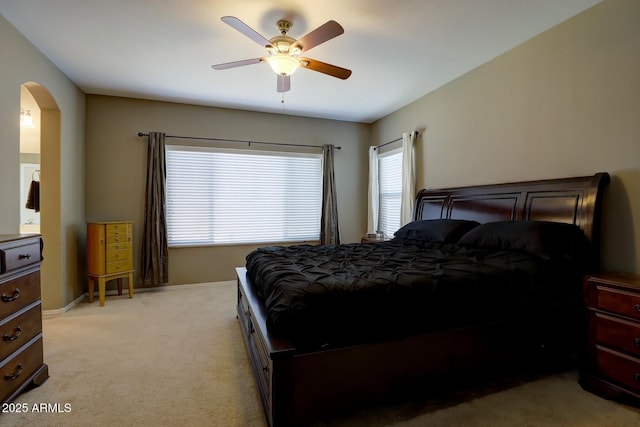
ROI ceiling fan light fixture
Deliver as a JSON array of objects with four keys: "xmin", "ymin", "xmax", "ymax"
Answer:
[
  {"xmin": 214, "ymin": 16, "xmax": 351, "ymax": 92},
  {"xmin": 267, "ymin": 54, "xmax": 300, "ymax": 76}
]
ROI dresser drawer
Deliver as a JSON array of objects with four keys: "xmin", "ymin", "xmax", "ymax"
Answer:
[
  {"xmin": 248, "ymin": 316, "xmax": 271, "ymax": 404},
  {"xmin": 0, "ymin": 272, "xmax": 40, "ymax": 319},
  {"xmin": 106, "ymin": 249, "xmax": 131, "ymax": 262},
  {"xmin": 593, "ymin": 312, "xmax": 640, "ymax": 357},
  {"xmin": 0, "ymin": 335, "xmax": 44, "ymax": 403},
  {"xmin": 107, "ymin": 241, "xmax": 130, "ymax": 251},
  {"xmin": 106, "ymin": 224, "xmax": 131, "ymax": 237},
  {"xmin": 595, "ymin": 345, "xmax": 640, "ymax": 393},
  {"xmin": 237, "ymin": 288, "xmax": 251, "ymax": 334},
  {"xmin": 237, "ymin": 283, "xmax": 271, "ymax": 409},
  {"xmin": 106, "ymin": 234, "xmax": 131, "ymax": 244},
  {"xmin": 0, "ymin": 302, "xmax": 42, "ymax": 362},
  {"xmin": 106, "ymin": 260, "xmax": 132, "ymax": 274},
  {"xmin": 592, "ymin": 285, "xmax": 640, "ymax": 321},
  {"xmin": 0, "ymin": 242, "xmax": 41, "ymax": 274}
]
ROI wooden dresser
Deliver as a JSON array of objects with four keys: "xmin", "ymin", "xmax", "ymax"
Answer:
[
  {"xmin": 581, "ymin": 272, "xmax": 640, "ymax": 403},
  {"xmin": 0, "ymin": 235, "xmax": 48, "ymax": 403},
  {"xmin": 87, "ymin": 222, "xmax": 134, "ymax": 306}
]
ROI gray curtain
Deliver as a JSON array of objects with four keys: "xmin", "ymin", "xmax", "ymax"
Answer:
[
  {"xmin": 320, "ymin": 144, "xmax": 340, "ymax": 245},
  {"xmin": 141, "ymin": 132, "xmax": 169, "ymax": 285}
]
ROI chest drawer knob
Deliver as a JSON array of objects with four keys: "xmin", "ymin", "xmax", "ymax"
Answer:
[
  {"xmin": 635, "ymin": 373, "xmax": 640, "ymax": 382},
  {"xmin": 635, "ymin": 304, "xmax": 640, "ymax": 312},
  {"xmin": 3, "ymin": 325, "xmax": 22, "ymax": 342},
  {"xmin": 4, "ymin": 363, "xmax": 23, "ymax": 381},
  {"xmin": 1, "ymin": 289, "xmax": 21, "ymax": 303}
]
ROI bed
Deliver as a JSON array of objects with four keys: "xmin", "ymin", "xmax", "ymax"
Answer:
[{"xmin": 236, "ymin": 172, "xmax": 609, "ymax": 426}]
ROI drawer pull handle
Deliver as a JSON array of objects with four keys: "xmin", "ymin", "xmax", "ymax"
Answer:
[
  {"xmin": 1, "ymin": 289, "xmax": 20, "ymax": 303},
  {"xmin": 18, "ymin": 254, "xmax": 31, "ymax": 260},
  {"xmin": 636, "ymin": 304, "xmax": 640, "ymax": 312},
  {"xmin": 4, "ymin": 363, "xmax": 23, "ymax": 381},
  {"xmin": 3, "ymin": 326, "xmax": 22, "ymax": 342},
  {"xmin": 635, "ymin": 338, "xmax": 640, "ymax": 347},
  {"xmin": 635, "ymin": 373, "xmax": 640, "ymax": 382}
]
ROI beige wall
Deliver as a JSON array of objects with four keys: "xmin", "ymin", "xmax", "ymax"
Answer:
[
  {"xmin": 0, "ymin": 15, "xmax": 86, "ymax": 310},
  {"xmin": 85, "ymin": 95, "xmax": 370, "ymax": 285},
  {"xmin": 372, "ymin": 0, "xmax": 640, "ymax": 274}
]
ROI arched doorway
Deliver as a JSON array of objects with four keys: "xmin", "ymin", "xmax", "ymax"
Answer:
[
  {"xmin": 20, "ymin": 86, "xmax": 40, "ymax": 233},
  {"xmin": 21, "ymin": 82, "xmax": 62, "ymax": 310}
]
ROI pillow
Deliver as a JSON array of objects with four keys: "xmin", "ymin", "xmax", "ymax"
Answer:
[
  {"xmin": 458, "ymin": 220, "xmax": 591, "ymax": 259},
  {"xmin": 394, "ymin": 219, "xmax": 480, "ymax": 243}
]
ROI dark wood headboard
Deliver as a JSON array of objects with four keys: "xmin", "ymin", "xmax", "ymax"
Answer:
[{"xmin": 413, "ymin": 173, "xmax": 610, "ymax": 246}]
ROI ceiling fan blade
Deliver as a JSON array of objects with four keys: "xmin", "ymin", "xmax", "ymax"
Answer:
[
  {"xmin": 221, "ymin": 16, "xmax": 272, "ymax": 48},
  {"xmin": 212, "ymin": 58, "xmax": 265, "ymax": 70},
  {"xmin": 293, "ymin": 20, "xmax": 344, "ymax": 52},
  {"xmin": 300, "ymin": 58, "xmax": 352, "ymax": 80},
  {"xmin": 277, "ymin": 75, "xmax": 291, "ymax": 93}
]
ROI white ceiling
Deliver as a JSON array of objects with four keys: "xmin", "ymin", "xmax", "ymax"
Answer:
[{"xmin": 1, "ymin": 0, "xmax": 600, "ymax": 123}]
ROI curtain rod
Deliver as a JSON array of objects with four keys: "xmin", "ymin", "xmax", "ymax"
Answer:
[
  {"xmin": 137, "ymin": 132, "xmax": 341, "ymax": 150},
  {"xmin": 373, "ymin": 130, "xmax": 419, "ymax": 151}
]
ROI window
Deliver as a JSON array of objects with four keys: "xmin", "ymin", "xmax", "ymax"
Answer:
[
  {"xmin": 377, "ymin": 148, "xmax": 403, "ymax": 237},
  {"xmin": 166, "ymin": 146, "xmax": 322, "ymax": 246}
]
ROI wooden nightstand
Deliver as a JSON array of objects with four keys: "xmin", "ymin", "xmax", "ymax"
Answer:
[{"xmin": 580, "ymin": 272, "xmax": 640, "ymax": 403}]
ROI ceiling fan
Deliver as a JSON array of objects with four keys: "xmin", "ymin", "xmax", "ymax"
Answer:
[{"xmin": 212, "ymin": 16, "xmax": 352, "ymax": 93}]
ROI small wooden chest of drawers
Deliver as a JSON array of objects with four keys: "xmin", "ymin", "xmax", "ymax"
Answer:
[
  {"xmin": 580, "ymin": 272, "xmax": 640, "ymax": 403},
  {"xmin": 0, "ymin": 235, "xmax": 48, "ymax": 403},
  {"xmin": 87, "ymin": 222, "xmax": 134, "ymax": 306}
]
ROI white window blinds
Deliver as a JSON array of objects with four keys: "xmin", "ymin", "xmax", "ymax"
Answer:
[
  {"xmin": 377, "ymin": 148, "xmax": 403, "ymax": 237},
  {"xmin": 166, "ymin": 145, "xmax": 322, "ymax": 246}
]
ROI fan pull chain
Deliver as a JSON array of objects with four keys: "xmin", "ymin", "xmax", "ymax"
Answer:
[{"xmin": 281, "ymin": 91, "xmax": 285, "ymax": 113}]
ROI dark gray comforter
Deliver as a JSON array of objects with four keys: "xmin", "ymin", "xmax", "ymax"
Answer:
[{"xmin": 246, "ymin": 239, "xmax": 584, "ymax": 346}]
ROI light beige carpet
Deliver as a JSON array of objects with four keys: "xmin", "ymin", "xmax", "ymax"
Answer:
[{"xmin": 4, "ymin": 281, "xmax": 640, "ymax": 427}]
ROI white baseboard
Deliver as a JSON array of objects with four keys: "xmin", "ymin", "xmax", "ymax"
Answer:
[{"xmin": 43, "ymin": 294, "xmax": 86, "ymax": 316}]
